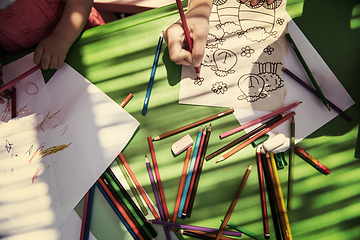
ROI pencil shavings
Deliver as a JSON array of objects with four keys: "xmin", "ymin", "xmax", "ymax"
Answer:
[{"xmin": 172, "ymin": 134, "xmax": 193, "ymax": 155}]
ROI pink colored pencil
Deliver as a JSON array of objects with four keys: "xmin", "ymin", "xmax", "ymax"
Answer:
[
  {"xmin": 220, "ymin": 102, "xmax": 302, "ymax": 139},
  {"xmin": 147, "ymin": 137, "xmax": 170, "ymax": 221},
  {"xmin": 0, "ymin": 65, "xmax": 41, "ymax": 94},
  {"xmin": 171, "ymin": 146, "xmax": 192, "ymax": 231}
]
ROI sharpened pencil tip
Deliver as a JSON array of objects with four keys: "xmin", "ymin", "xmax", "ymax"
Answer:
[
  {"xmin": 248, "ymin": 165, "xmax": 253, "ymax": 170},
  {"xmin": 216, "ymin": 157, "xmax": 224, "ymax": 163},
  {"xmin": 326, "ymin": 104, "xmax": 331, "ymax": 111}
]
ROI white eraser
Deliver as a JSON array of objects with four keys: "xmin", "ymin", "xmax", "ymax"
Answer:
[
  {"xmin": 263, "ymin": 133, "xmax": 286, "ymax": 152},
  {"xmin": 172, "ymin": 134, "xmax": 193, "ymax": 155}
]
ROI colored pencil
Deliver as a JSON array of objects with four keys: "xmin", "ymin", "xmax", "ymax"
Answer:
[
  {"xmin": 11, "ymin": 86, "xmax": 16, "ymax": 118},
  {"xmin": 282, "ymin": 67, "xmax": 352, "ymax": 121},
  {"xmin": 80, "ymin": 184, "xmax": 95, "ymax": 240},
  {"xmin": 182, "ymin": 126, "xmax": 206, "ymax": 218},
  {"xmin": 178, "ymin": 229, "xmax": 214, "ymax": 240},
  {"xmin": 180, "ymin": 229, "xmax": 238, "ymax": 240},
  {"xmin": 175, "ymin": 0, "xmax": 201, "ymax": 77},
  {"xmin": 142, "ymin": 33, "xmax": 163, "ymax": 115},
  {"xmin": 118, "ymin": 153, "xmax": 160, "ymax": 220},
  {"xmin": 207, "ymin": 113, "xmax": 285, "ymax": 160},
  {"xmin": 256, "ymin": 147, "xmax": 270, "ymax": 239},
  {"xmin": 147, "ymin": 219, "xmax": 242, "ymax": 237},
  {"xmin": 98, "ymin": 177, "xmax": 146, "ymax": 240},
  {"xmin": 147, "ymin": 137, "xmax": 170, "ymax": 221},
  {"xmin": 0, "ymin": 65, "xmax": 41, "ymax": 94},
  {"xmin": 226, "ymin": 221, "xmax": 267, "ymax": 240},
  {"xmin": 270, "ymin": 152, "xmax": 292, "ymax": 240},
  {"xmin": 171, "ymin": 146, "xmax": 192, "ymax": 231},
  {"xmin": 153, "ymin": 108, "xmax": 234, "ymax": 141},
  {"xmin": 260, "ymin": 149, "xmax": 282, "ymax": 240},
  {"xmin": 120, "ymin": 93, "xmax": 133, "ymax": 108},
  {"xmin": 104, "ymin": 169, "xmax": 157, "ymax": 239},
  {"xmin": 287, "ymin": 116, "xmax": 295, "ymax": 211},
  {"xmin": 186, "ymin": 124, "xmax": 212, "ymax": 218},
  {"xmin": 285, "ymin": 33, "xmax": 330, "ymax": 111},
  {"xmin": 178, "ymin": 127, "xmax": 203, "ymax": 217},
  {"xmin": 116, "ymin": 155, "xmax": 148, "ymax": 216},
  {"xmin": 220, "ymin": 102, "xmax": 301, "ymax": 139},
  {"xmin": 101, "ymin": 173, "xmax": 150, "ymax": 240},
  {"xmin": 262, "ymin": 150, "xmax": 289, "ymax": 240},
  {"xmin": 295, "ymin": 146, "xmax": 331, "ymax": 175},
  {"xmin": 215, "ymin": 165, "xmax": 252, "ymax": 240},
  {"xmin": 216, "ymin": 112, "xmax": 295, "ymax": 163},
  {"xmin": 96, "ymin": 181, "xmax": 140, "ymax": 240},
  {"xmin": 145, "ymin": 155, "xmax": 172, "ymax": 240}
]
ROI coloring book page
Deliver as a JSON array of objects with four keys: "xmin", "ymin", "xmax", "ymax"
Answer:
[
  {"xmin": 179, "ymin": 0, "xmax": 289, "ymax": 111},
  {"xmin": 232, "ymin": 18, "xmax": 355, "ymax": 153},
  {"xmin": 0, "ymin": 63, "xmax": 139, "ymax": 239},
  {"xmin": 1, "ymin": 53, "xmax": 45, "ymax": 124}
]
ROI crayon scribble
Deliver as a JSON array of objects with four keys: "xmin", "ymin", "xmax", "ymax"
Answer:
[
  {"xmin": 39, "ymin": 109, "xmax": 61, "ymax": 132},
  {"xmin": 36, "ymin": 143, "xmax": 72, "ymax": 161},
  {"xmin": 32, "ymin": 165, "xmax": 42, "ymax": 183},
  {"xmin": 29, "ymin": 142, "xmax": 45, "ymax": 163},
  {"xmin": 5, "ymin": 139, "xmax": 13, "ymax": 153}
]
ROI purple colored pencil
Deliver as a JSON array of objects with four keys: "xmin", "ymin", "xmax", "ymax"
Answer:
[
  {"xmin": 147, "ymin": 219, "xmax": 242, "ymax": 237},
  {"xmin": 145, "ymin": 155, "xmax": 171, "ymax": 240}
]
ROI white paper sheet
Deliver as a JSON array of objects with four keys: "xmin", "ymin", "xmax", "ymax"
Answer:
[{"xmin": 0, "ymin": 64, "xmax": 139, "ymax": 239}]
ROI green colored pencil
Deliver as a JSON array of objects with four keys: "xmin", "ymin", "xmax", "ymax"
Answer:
[
  {"xmin": 285, "ymin": 33, "xmax": 330, "ymax": 111},
  {"xmin": 288, "ymin": 116, "xmax": 295, "ymax": 211},
  {"xmin": 224, "ymin": 220, "xmax": 267, "ymax": 240},
  {"xmin": 115, "ymin": 155, "xmax": 148, "ymax": 216}
]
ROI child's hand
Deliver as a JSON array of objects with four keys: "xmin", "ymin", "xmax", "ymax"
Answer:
[
  {"xmin": 33, "ymin": 32, "xmax": 72, "ymax": 70},
  {"xmin": 0, "ymin": 63, "xmax": 12, "ymax": 104},
  {"xmin": 164, "ymin": 0, "xmax": 212, "ymax": 67}
]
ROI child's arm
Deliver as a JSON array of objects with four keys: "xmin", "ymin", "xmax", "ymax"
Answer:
[{"xmin": 33, "ymin": 0, "xmax": 93, "ymax": 70}]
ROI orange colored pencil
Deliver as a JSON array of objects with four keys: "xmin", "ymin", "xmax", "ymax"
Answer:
[
  {"xmin": 215, "ymin": 165, "xmax": 252, "ymax": 240},
  {"xmin": 171, "ymin": 146, "xmax": 192, "ymax": 231},
  {"xmin": 216, "ymin": 112, "xmax": 296, "ymax": 163},
  {"xmin": 118, "ymin": 152, "xmax": 160, "ymax": 220},
  {"xmin": 120, "ymin": 93, "xmax": 133, "ymax": 108}
]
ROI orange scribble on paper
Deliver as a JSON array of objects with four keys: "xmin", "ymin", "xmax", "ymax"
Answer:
[
  {"xmin": 32, "ymin": 165, "xmax": 42, "ymax": 183},
  {"xmin": 29, "ymin": 142, "xmax": 45, "ymax": 163}
]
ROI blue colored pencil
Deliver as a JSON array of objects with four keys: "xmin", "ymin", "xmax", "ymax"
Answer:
[
  {"xmin": 142, "ymin": 33, "xmax": 163, "ymax": 115},
  {"xmin": 80, "ymin": 184, "xmax": 95, "ymax": 240},
  {"xmin": 178, "ymin": 127, "xmax": 203, "ymax": 217},
  {"xmin": 95, "ymin": 181, "xmax": 140, "ymax": 240}
]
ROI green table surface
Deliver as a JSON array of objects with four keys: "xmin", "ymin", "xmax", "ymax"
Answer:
[{"xmin": 2, "ymin": 1, "xmax": 360, "ymax": 240}]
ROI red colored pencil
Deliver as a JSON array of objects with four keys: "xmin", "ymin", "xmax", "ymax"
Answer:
[
  {"xmin": 0, "ymin": 65, "xmax": 41, "ymax": 94},
  {"xmin": 147, "ymin": 137, "xmax": 170, "ymax": 221},
  {"xmin": 171, "ymin": 146, "xmax": 192, "ymax": 231},
  {"xmin": 175, "ymin": 0, "xmax": 200, "ymax": 77},
  {"xmin": 118, "ymin": 153, "xmax": 160, "ymax": 220},
  {"xmin": 11, "ymin": 86, "xmax": 16, "ymax": 118}
]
